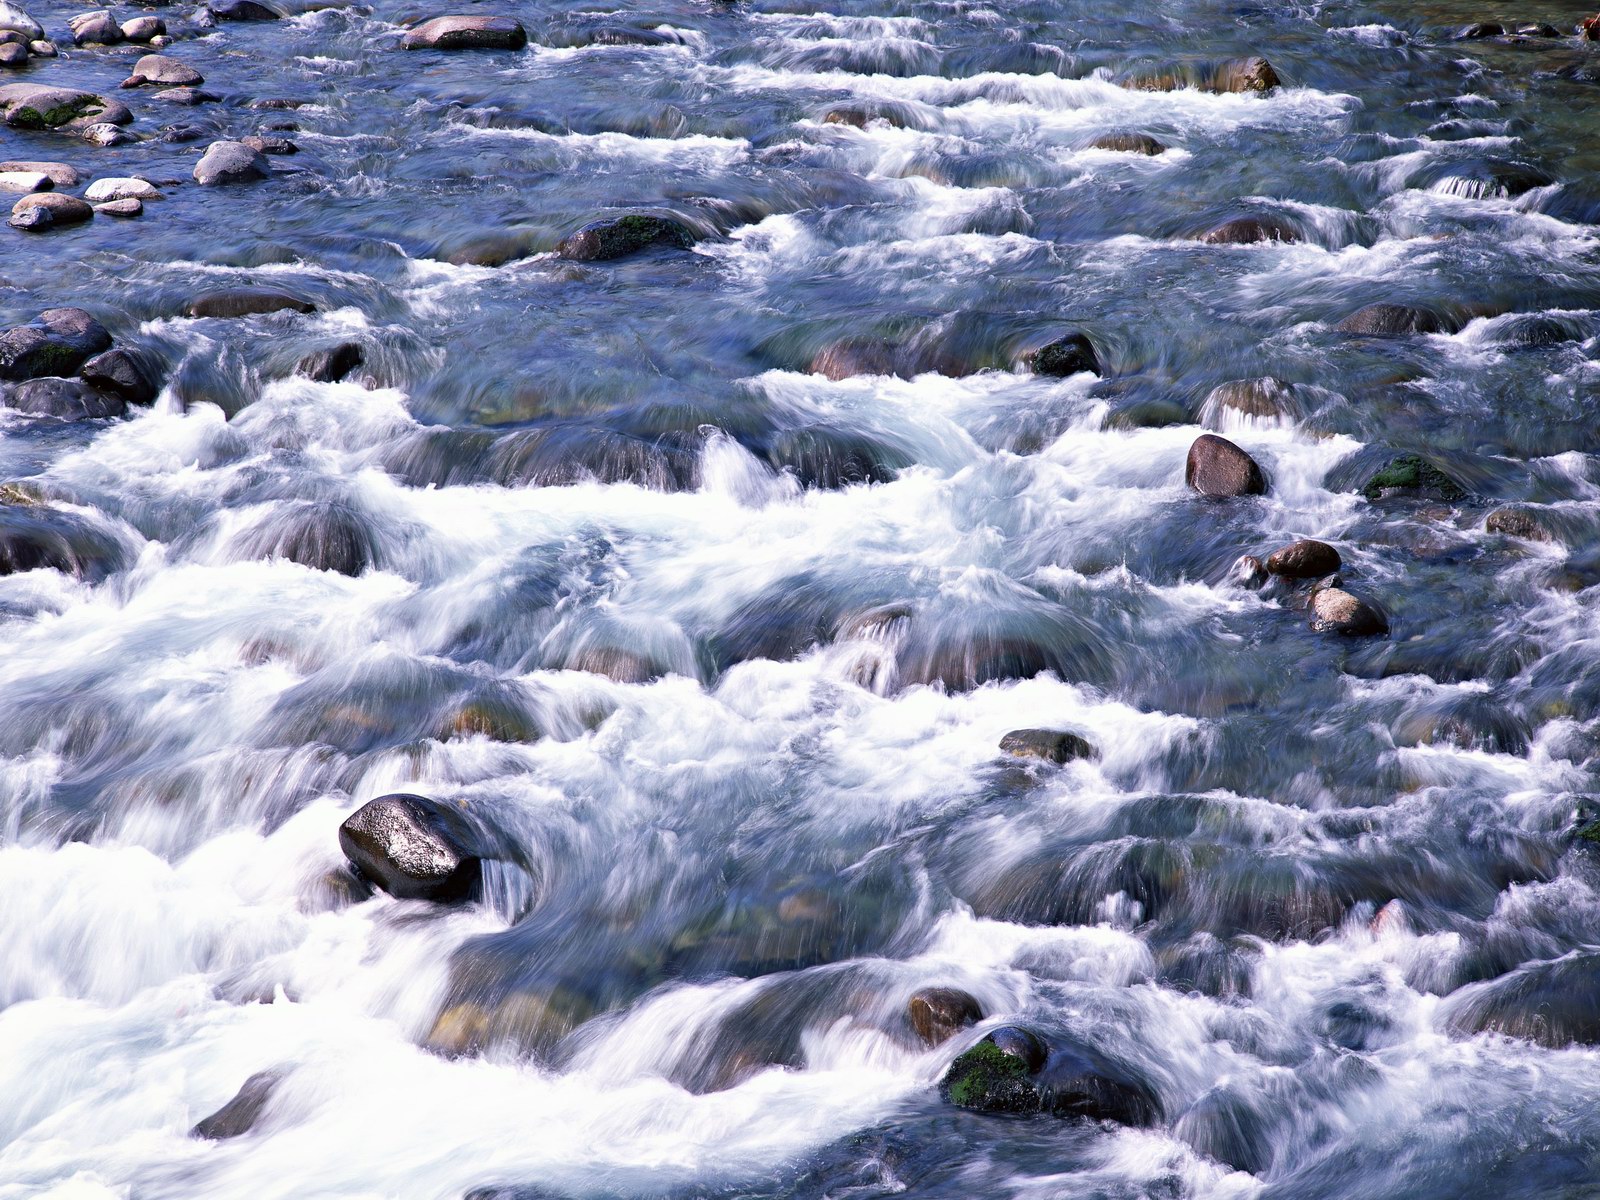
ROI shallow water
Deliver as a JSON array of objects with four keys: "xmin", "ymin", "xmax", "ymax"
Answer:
[{"xmin": 2, "ymin": 0, "xmax": 1600, "ymax": 1197}]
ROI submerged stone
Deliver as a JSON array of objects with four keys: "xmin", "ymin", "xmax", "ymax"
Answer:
[
  {"xmin": 555, "ymin": 214, "xmax": 696, "ymax": 262},
  {"xmin": 192, "ymin": 1071, "xmax": 284, "ymax": 1139},
  {"xmin": 999, "ymin": 728, "xmax": 1098, "ymax": 764},
  {"xmin": 1025, "ymin": 333, "xmax": 1100, "ymax": 377},
  {"xmin": 403, "ymin": 15, "xmax": 527, "ymax": 50}
]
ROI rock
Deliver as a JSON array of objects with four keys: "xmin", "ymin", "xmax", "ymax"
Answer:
[
  {"xmin": 80, "ymin": 346, "xmax": 161, "ymax": 403},
  {"xmin": 11, "ymin": 191, "xmax": 91, "ymax": 224},
  {"xmin": 0, "ymin": 41, "xmax": 24, "ymax": 66},
  {"xmin": 403, "ymin": 15, "xmax": 527, "ymax": 50},
  {"xmin": 84, "ymin": 176, "xmax": 160, "ymax": 201},
  {"xmin": 1457, "ymin": 21, "xmax": 1504, "ymax": 38},
  {"xmin": 1025, "ymin": 332, "xmax": 1100, "ymax": 377},
  {"xmin": 1186, "ymin": 433, "xmax": 1267, "ymax": 497},
  {"xmin": 1356, "ymin": 452, "xmax": 1467, "ymax": 502},
  {"xmin": 237, "ymin": 501, "xmax": 376, "ymax": 575},
  {"xmin": 1485, "ymin": 506, "xmax": 1551, "ymax": 541},
  {"xmin": 186, "ymin": 290, "xmax": 313, "ymax": 319},
  {"xmin": 7, "ymin": 377, "xmax": 124, "ymax": 419},
  {"xmin": 68, "ymin": 10, "xmax": 123, "ymax": 45},
  {"xmin": 821, "ymin": 103, "xmax": 912, "ymax": 128},
  {"xmin": 1214, "ymin": 56, "xmax": 1280, "ymax": 93},
  {"xmin": 1231, "ymin": 554, "xmax": 1268, "ymax": 588},
  {"xmin": 207, "ymin": 0, "xmax": 280, "ymax": 19},
  {"xmin": 1200, "ymin": 215, "xmax": 1298, "ymax": 245},
  {"xmin": 555, "ymin": 214, "xmax": 696, "ymax": 261},
  {"xmin": 153, "ymin": 88, "xmax": 220, "ymax": 106},
  {"xmin": 1265, "ymin": 539, "xmax": 1341, "ymax": 578},
  {"xmin": 1199, "ymin": 377, "xmax": 1300, "ymax": 427},
  {"xmin": 122, "ymin": 53, "xmax": 202, "ymax": 87},
  {"xmin": 337, "ymin": 793, "xmax": 482, "ymax": 902},
  {"xmin": 1517, "ymin": 22, "xmax": 1561, "ymax": 36},
  {"xmin": 0, "ymin": 308, "xmax": 111, "ymax": 381},
  {"xmin": 807, "ymin": 337, "xmax": 898, "ymax": 379},
  {"xmin": 0, "ymin": 84, "xmax": 129, "ymax": 130},
  {"xmin": 193, "ymin": 140, "xmax": 268, "ymax": 186},
  {"xmin": 0, "ymin": 29, "xmax": 20, "ymax": 45},
  {"xmin": 191, "ymin": 1071, "xmax": 283, "ymax": 1140},
  {"xmin": 999, "ymin": 728, "xmax": 1098, "ymax": 764},
  {"xmin": 93, "ymin": 197, "xmax": 142, "ymax": 217},
  {"xmin": 27, "ymin": 38, "xmax": 52, "ymax": 56},
  {"xmin": 296, "ymin": 341, "xmax": 362, "ymax": 382},
  {"xmin": 80, "ymin": 122, "xmax": 132, "ymax": 147},
  {"xmin": 159, "ymin": 124, "xmax": 206, "ymax": 142},
  {"xmin": 908, "ymin": 987, "xmax": 983, "ymax": 1047},
  {"xmin": 1585, "ymin": 14, "xmax": 1600, "ymax": 40},
  {"xmin": 1090, "ymin": 132, "xmax": 1166, "ymax": 154},
  {"xmin": 120, "ymin": 16, "xmax": 164, "ymax": 41},
  {"xmin": 242, "ymin": 134, "xmax": 297, "ymax": 154},
  {"xmin": 1308, "ymin": 587, "xmax": 1388, "ymax": 636},
  {"xmin": 1336, "ymin": 303, "xmax": 1453, "ymax": 336},
  {"xmin": 940, "ymin": 1027, "xmax": 1158, "ymax": 1124},
  {"xmin": 1444, "ymin": 952, "xmax": 1600, "ymax": 1047},
  {"xmin": 0, "ymin": 1, "xmax": 43, "ymax": 41},
  {"xmin": 0, "ymin": 159, "xmax": 77, "ymax": 186},
  {"xmin": 0, "ymin": 170, "xmax": 50, "ymax": 193},
  {"xmin": 7, "ymin": 203, "xmax": 48, "ymax": 230}
]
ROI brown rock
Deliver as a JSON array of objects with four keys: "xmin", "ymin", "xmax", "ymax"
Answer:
[
  {"xmin": 1090, "ymin": 132, "xmax": 1166, "ymax": 154},
  {"xmin": 1309, "ymin": 587, "xmax": 1388, "ymax": 636},
  {"xmin": 1485, "ymin": 506, "xmax": 1551, "ymax": 542},
  {"xmin": 1200, "ymin": 215, "xmax": 1298, "ymax": 245},
  {"xmin": 999, "ymin": 728, "xmax": 1098, "ymax": 763},
  {"xmin": 11, "ymin": 191, "xmax": 90, "ymax": 223},
  {"xmin": 1185, "ymin": 434, "xmax": 1267, "ymax": 497},
  {"xmin": 402, "ymin": 15, "xmax": 527, "ymax": 50},
  {"xmin": 908, "ymin": 987, "xmax": 983, "ymax": 1047},
  {"xmin": 1265, "ymin": 539, "xmax": 1341, "ymax": 578}
]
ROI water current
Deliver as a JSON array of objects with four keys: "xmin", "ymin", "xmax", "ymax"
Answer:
[{"xmin": 3, "ymin": 0, "xmax": 1600, "ymax": 1196}]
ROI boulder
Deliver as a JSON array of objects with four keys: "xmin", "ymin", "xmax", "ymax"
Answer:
[
  {"xmin": 7, "ymin": 377, "xmax": 125, "ymax": 419},
  {"xmin": 193, "ymin": 140, "xmax": 268, "ymax": 185},
  {"xmin": 12, "ymin": 191, "xmax": 91, "ymax": 224},
  {"xmin": 1355, "ymin": 452, "xmax": 1467, "ymax": 502},
  {"xmin": 1517, "ymin": 22, "xmax": 1561, "ymax": 35},
  {"xmin": 207, "ymin": 0, "xmax": 280, "ymax": 19},
  {"xmin": 555, "ymin": 214, "xmax": 696, "ymax": 261},
  {"xmin": 242, "ymin": 134, "xmax": 297, "ymax": 154},
  {"xmin": 0, "ymin": 159, "xmax": 78, "ymax": 186},
  {"xmin": 0, "ymin": 29, "xmax": 20, "ymax": 45},
  {"xmin": 68, "ymin": 10, "xmax": 123, "ymax": 45},
  {"xmin": 402, "ymin": 15, "xmax": 528, "ymax": 50},
  {"xmin": 0, "ymin": 42, "xmax": 23, "ymax": 66},
  {"xmin": 237, "ymin": 501, "xmax": 376, "ymax": 575},
  {"xmin": 1199, "ymin": 377, "xmax": 1300, "ymax": 426},
  {"xmin": 1444, "ymin": 952, "xmax": 1600, "ymax": 1047},
  {"xmin": 0, "ymin": 2, "xmax": 42, "ymax": 41},
  {"xmin": 0, "ymin": 170, "xmax": 50, "ymax": 193},
  {"xmin": 908, "ymin": 987, "xmax": 983, "ymax": 1048},
  {"xmin": 122, "ymin": 53, "xmax": 202, "ymax": 87},
  {"xmin": 1485, "ymin": 506, "xmax": 1551, "ymax": 541},
  {"xmin": 940, "ymin": 1027, "xmax": 1158, "ymax": 1124},
  {"xmin": 999, "ymin": 728, "xmax": 1098, "ymax": 764},
  {"xmin": 807, "ymin": 337, "xmax": 899, "ymax": 379},
  {"xmin": 1214, "ymin": 56, "xmax": 1280, "ymax": 93},
  {"xmin": 80, "ymin": 346, "xmax": 161, "ymax": 403},
  {"xmin": 1200, "ymin": 215, "xmax": 1298, "ymax": 245},
  {"xmin": 1231, "ymin": 554, "xmax": 1268, "ymax": 588},
  {"xmin": 1090, "ymin": 132, "xmax": 1165, "ymax": 154},
  {"xmin": 1308, "ymin": 587, "xmax": 1388, "ymax": 636},
  {"xmin": 0, "ymin": 308, "xmax": 111, "ymax": 380},
  {"xmin": 191, "ymin": 1071, "xmax": 283, "ymax": 1140},
  {"xmin": 27, "ymin": 38, "xmax": 52, "ymax": 56},
  {"xmin": 120, "ymin": 16, "xmax": 164, "ymax": 42},
  {"xmin": 84, "ymin": 176, "xmax": 160, "ymax": 201},
  {"xmin": 93, "ymin": 198, "xmax": 141, "ymax": 217},
  {"xmin": 80, "ymin": 122, "xmax": 132, "ymax": 147},
  {"xmin": 337, "ymin": 793, "xmax": 482, "ymax": 902},
  {"xmin": 1457, "ymin": 21, "xmax": 1504, "ymax": 38},
  {"xmin": 1025, "ymin": 332, "xmax": 1100, "ymax": 377},
  {"xmin": 0, "ymin": 84, "xmax": 129, "ymax": 130},
  {"xmin": 186, "ymin": 290, "xmax": 314, "ymax": 318},
  {"xmin": 1185, "ymin": 433, "xmax": 1267, "ymax": 497},
  {"xmin": 1264, "ymin": 539, "xmax": 1341, "ymax": 578},
  {"xmin": 1336, "ymin": 303, "xmax": 1454, "ymax": 336},
  {"xmin": 296, "ymin": 341, "xmax": 363, "ymax": 382}
]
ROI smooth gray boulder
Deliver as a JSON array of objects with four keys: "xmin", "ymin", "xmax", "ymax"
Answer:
[
  {"xmin": 193, "ymin": 140, "xmax": 268, "ymax": 186},
  {"xmin": 402, "ymin": 15, "xmax": 527, "ymax": 49}
]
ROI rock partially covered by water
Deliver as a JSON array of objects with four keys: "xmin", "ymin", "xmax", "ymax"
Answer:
[
  {"xmin": 235, "ymin": 500, "xmax": 378, "ymax": 575},
  {"xmin": 8, "ymin": 377, "xmax": 124, "ymax": 419},
  {"xmin": 1025, "ymin": 332, "xmax": 1100, "ymax": 377},
  {"xmin": 908, "ymin": 987, "xmax": 983, "ymax": 1047},
  {"xmin": 1337, "ymin": 303, "xmax": 1454, "ymax": 336},
  {"xmin": 191, "ymin": 1070, "xmax": 284, "ymax": 1139},
  {"xmin": 1125, "ymin": 56, "xmax": 1280, "ymax": 94},
  {"xmin": 1457, "ymin": 21, "xmax": 1504, "ymax": 38},
  {"xmin": 0, "ymin": 307, "xmax": 111, "ymax": 380},
  {"xmin": 403, "ymin": 15, "xmax": 527, "ymax": 50},
  {"xmin": 0, "ymin": 84, "xmax": 128, "ymax": 130},
  {"xmin": 80, "ymin": 346, "xmax": 161, "ymax": 404},
  {"xmin": 1090, "ymin": 132, "xmax": 1165, "ymax": 154},
  {"xmin": 1444, "ymin": 953, "xmax": 1600, "ymax": 1047},
  {"xmin": 1200, "ymin": 215, "xmax": 1298, "ymax": 245},
  {"xmin": 1199, "ymin": 377, "xmax": 1301, "ymax": 427},
  {"xmin": 207, "ymin": 0, "xmax": 280, "ymax": 20},
  {"xmin": 1485, "ymin": 506, "xmax": 1552, "ymax": 541},
  {"xmin": 0, "ymin": 41, "xmax": 25, "ymax": 66},
  {"xmin": 1265, "ymin": 539, "xmax": 1341, "ymax": 578},
  {"xmin": 187, "ymin": 290, "xmax": 313, "ymax": 318},
  {"xmin": 1309, "ymin": 586, "xmax": 1388, "ymax": 636},
  {"xmin": 194, "ymin": 140, "xmax": 269, "ymax": 186},
  {"xmin": 296, "ymin": 342, "xmax": 363, "ymax": 382},
  {"xmin": 1355, "ymin": 452, "xmax": 1468, "ymax": 502},
  {"xmin": 1186, "ymin": 433, "xmax": 1267, "ymax": 497},
  {"xmin": 0, "ymin": 159, "xmax": 77, "ymax": 186},
  {"xmin": 122, "ymin": 53, "xmax": 202, "ymax": 87},
  {"xmin": 83, "ymin": 177, "xmax": 159, "ymax": 202},
  {"xmin": 11, "ymin": 191, "xmax": 90, "ymax": 225},
  {"xmin": 940, "ymin": 1027, "xmax": 1158, "ymax": 1124},
  {"xmin": 338, "ymin": 793, "xmax": 482, "ymax": 902},
  {"xmin": 555, "ymin": 214, "xmax": 696, "ymax": 261},
  {"xmin": 999, "ymin": 728, "xmax": 1098, "ymax": 764},
  {"xmin": 120, "ymin": 15, "xmax": 163, "ymax": 42}
]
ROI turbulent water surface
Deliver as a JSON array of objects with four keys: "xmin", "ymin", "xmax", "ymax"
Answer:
[{"xmin": 3, "ymin": 0, "xmax": 1600, "ymax": 1196}]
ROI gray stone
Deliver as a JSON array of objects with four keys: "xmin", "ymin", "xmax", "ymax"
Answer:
[
  {"xmin": 999, "ymin": 728, "xmax": 1098, "ymax": 764},
  {"xmin": 242, "ymin": 134, "xmax": 296, "ymax": 154},
  {"xmin": 555, "ymin": 213, "xmax": 696, "ymax": 261},
  {"xmin": 84, "ymin": 176, "xmax": 160, "ymax": 201},
  {"xmin": 120, "ymin": 16, "xmax": 164, "ymax": 42},
  {"xmin": 0, "ymin": 307, "xmax": 111, "ymax": 379},
  {"xmin": 68, "ymin": 10, "xmax": 124, "ymax": 45},
  {"xmin": 207, "ymin": 0, "xmax": 280, "ymax": 19},
  {"xmin": 122, "ymin": 52, "xmax": 201, "ymax": 87},
  {"xmin": 7, "ymin": 203, "xmax": 48, "ymax": 230},
  {"xmin": 81, "ymin": 346, "xmax": 160, "ymax": 402},
  {"xmin": 193, "ymin": 140, "xmax": 268, "ymax": 186},
  {"xmin": 338, "ymin": 793, "xmax": 481, "ymax": 902},
  {"xmin": 152, "ymin": 88, "xmax": 219, "ymax": 106},
  {"xmin": 0, "ymin": 41, "xmax": 24, "ymax": 65},
  {"xmin": 7, "ymin": 377, "xmax": 125, "ymax": 419},
  {"xmin": 80, "ymin": 122, "xmax": 132, "ymax": 146},
  {"xmin": 402, "ymin": 14, "xmax": 527, "ymax": 50},
  {"xmin": 0, "ymin": 1, "xmax": 43, "ymax": 41},
  {"xmin": 0, "ymin": 84, "xmax": 128, "ymax": 130},
  {"xmin": 192, "ymin": 1071, "xmax": 284, "ymax": 1140},
  {"xmin": 11, "ymin": 191, "xmax": 90, "ymax": 224},
  {"xmin": 186, "ymin": 290, "xmax": 313, "ymax": 318},
  {"xmin": 0, "ymin": 159, "xmax": 78, "ymax": 186},
  {"xmin": 0, "ymin": 170, "xmax": 50, "ymax": 193},
  {"xmin": 1336, "ymin": 303, "xmax": 1453, "ymax": 336},
  {"xmin": 93, "ymin": 197, "xmax": 142, "ymax": 217},
  {"xmin": 27, "ymin": 39, "xmax": 53, "ymax": 56}
]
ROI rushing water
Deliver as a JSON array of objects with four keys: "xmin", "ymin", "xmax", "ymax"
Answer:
[{"xmin": 3, "ymin": 0, "xmax": 1600, "ymax": 1196}]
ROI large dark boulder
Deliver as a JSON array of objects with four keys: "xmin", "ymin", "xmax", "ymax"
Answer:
[
  {"xmin": 1090, "ymin": 132, "xmax": 1165, "ymax": 154},
  {"xmin": 1025, "ymin": 333, "xmax": 1100, "ymax": 378},
  {"xmin": 1200, "ymin": 215, "xmax": 1298, "ymax": 245},
  {"xmin": 1186, "ymin": 434, "xmax": 1267, "ymax": 497},
  {"xmin": 1265, "ymin": 539, "xmax": 1341, "ymax": 579},
  {"xmin": 234, "ymin": 501, "xmax": 378, "ymax": 576},
  {"xmin": 555, "ymin": 214, "xmax": 696, "ymax": 262},
  {"xmin": 1355, "ymin": 452, "xmax": 1467, "ymax": 502},
  {"xmin": 1444, "ymin": 952, "xmax": 1600, "ymax": 1047},
  {"xmin": 191, "ymin": 1071, "xmax": 283, "ymax": 1139},
  {"xmin": 940, "ymin": 1027, "xmax": 1159, "ymax": 1125},
  {"xmin": 207, "ymin": 0, "xmax": 280, "ymax": 19},
  {"xmin": 79, "ymin": 347, "xmax": 161, "ymax": 404},
  {"xmin": 403, "ymin": 15, "xmax": 527, "ymax": 50},
  {"xmin": 338, "ymin": 793, "xmax": 482, "ymax": 902},
  {"xmin": 0, "ymin": 308, "xmax": 111, "ymax": 381}
]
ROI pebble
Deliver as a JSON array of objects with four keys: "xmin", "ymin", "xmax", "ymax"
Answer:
[
  {"xmin": 27, "ymin": 39, "xmax": 50, "ymax": 56},
  {"xmin": 84, "ymin": 176, "xmax": 160, "ymax": 201},
  {"xmin": 0, "ymin": 42, "xmax": 23, "ymax": 66},
  {"xmin": 81, "ymin": 123, "xmax": 131, "ymax": 147},
  {"xmin": 7, "ymin": 203, "xmax": 49, "ymax": 229}
]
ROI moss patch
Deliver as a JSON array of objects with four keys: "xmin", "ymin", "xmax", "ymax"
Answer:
[
  {"xmin": 1362, "ymin": 454, "xmax": 1467, "ymax": 501},
  {"xmin": 940, "ymin": 1040, "xmax": 1039, "ymax": 1113}
]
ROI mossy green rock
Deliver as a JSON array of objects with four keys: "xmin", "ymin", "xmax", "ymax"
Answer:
[
  {"xmin": 940, "ymin": 1037, "xmax": 1043, "ymax": 1113},
  {"xmin": 1360, "ymin": 454, "xmax": 1466, "ymax": 502}
]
